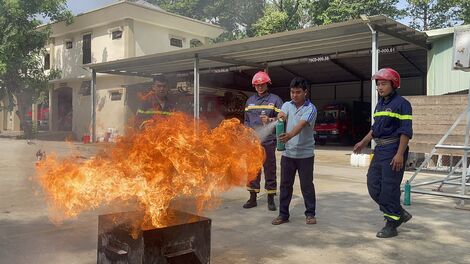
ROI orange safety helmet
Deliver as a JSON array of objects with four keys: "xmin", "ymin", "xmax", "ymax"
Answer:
[
  {"xmin": 372, "ymin": 68, "xmax": 401, "ymax": 89},
  {"xmin": 252, "ymin": 71, "xmax": 271, "ymax": 85}
]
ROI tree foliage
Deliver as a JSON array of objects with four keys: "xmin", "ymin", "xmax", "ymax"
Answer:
[
  {"xmin": 406, "ymin": 0, "xmax": 461, "ymax": 30},
  {"xmin": 0, "ymin": 0, "xmax": 71, "ymax": 125},
  {"xmin": 145, "ymin": 0, "xmax": 468, "ymax": 37},
  {"xmin": 146, "ymin": 0, "xmax": 265, "ymax": 40},
  {"xmin": 309, "ymin": 0, "xmax": 404, "ymax": 25}
]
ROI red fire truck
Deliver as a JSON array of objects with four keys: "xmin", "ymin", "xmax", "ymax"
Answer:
[{"xmin": 314, "ymin": 102, "xmax": 370, "ymax": 145}]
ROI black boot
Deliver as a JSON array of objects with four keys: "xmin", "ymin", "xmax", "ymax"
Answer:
[
  {"xmin": 376, "ymin": 220, "xmax": 399, "ymax": 238},
  {"xmin": 267, "ymin": 194, "xmax": 276, "ymax": 211},
  {"xmin": 243, "ymin": 192, "xmax": 257, "ymax": 209},
  {"xmin": 397, "ymin": 207, "xmax": 412, "ymax": 227}
]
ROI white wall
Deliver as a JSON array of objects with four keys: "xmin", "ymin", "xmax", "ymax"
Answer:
[
  {"xmin": 53, "ymin": 21, "xmax": 126, "ymax": 80},
  {"xmin": 51, "ymin": 19, "xmax": 209, "ymax": 79},
  {"xmin": 45, "ymin": 1, "xmax": 223, "ymax": 138},
  {"xmin": 133, "ymin": 20, "xmax": 207, "ymax": 56}
]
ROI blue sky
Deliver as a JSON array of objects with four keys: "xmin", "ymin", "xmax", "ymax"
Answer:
[{"xmin": 65, "ymin": 0, "xmax": 118, "ymax": 15}]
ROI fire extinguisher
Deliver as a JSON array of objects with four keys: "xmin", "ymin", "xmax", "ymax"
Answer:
[
  {"xmin": 403, "ymin": 180, "xmax": 411, "ymax": 206},
  {"xmin": 276, "ymin": 117, "xmax": 286, "ymax": 151}
]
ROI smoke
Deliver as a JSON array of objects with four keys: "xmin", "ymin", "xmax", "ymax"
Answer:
[{"xmin": 254, "ymin": 122, "xmax": 277, "ymax": 143}]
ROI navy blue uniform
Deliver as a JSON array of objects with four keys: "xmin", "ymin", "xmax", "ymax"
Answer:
[
  {"xmin": 367, "ymin": 91, "xmax": 413, "ymax": 222},
  {"xmin": 136, "ymin": 95, "xmax": 175, "ymax": 129},
  {"xmin": 244, "ymin": 93, "xmax": 283, "ymax": 194}
]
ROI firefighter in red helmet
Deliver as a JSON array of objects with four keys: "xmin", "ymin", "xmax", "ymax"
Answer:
[
  {"xmin": 243, "ymin": 71, "xmax": 283, "ymax": 211},
  {"xmin": 354, "ymin": 68, "xmax": 413, "ymax": 238}
]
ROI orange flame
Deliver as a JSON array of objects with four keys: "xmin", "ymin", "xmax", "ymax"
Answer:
[{"xmin": 36, "ymin": 113, "xmax": 264, "ymax": 227}]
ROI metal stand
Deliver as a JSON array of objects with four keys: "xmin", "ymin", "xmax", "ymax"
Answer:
[{"xmin": 408, "ymin": 81, "xmax": 470, "ymax": 207}]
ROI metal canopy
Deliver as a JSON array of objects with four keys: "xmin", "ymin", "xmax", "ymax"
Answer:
[
  {"xmin": 86, "ymin": 15, "xmax": 429, "ymax": 76},
  {"xmin": 87, "ymin": 15, "xmax": 430, "ymax": 142}
]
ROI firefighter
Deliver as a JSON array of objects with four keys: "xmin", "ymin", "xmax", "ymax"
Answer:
[
  {"xmin": 136, "ymin": 75, "xmax": 175, "ymax": 129},
  {"xmin": 243, "ymin": 71, "xmax": 283, "ymax": 211},
  {"xmin": 353, "ymin": 68, "xmax": 413, "ymax": 238}
]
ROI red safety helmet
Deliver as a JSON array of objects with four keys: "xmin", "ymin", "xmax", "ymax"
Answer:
[
  {"xmin": 372, "ymin": 68, "xmax": 401, "ymax": 89},
  {"xmin": 252, "ymin": 71, "xmax": 271, "ymax": 85}
]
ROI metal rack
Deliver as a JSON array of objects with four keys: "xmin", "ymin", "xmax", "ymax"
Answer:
[{"xmin": 407, "ymin": 85, "xmax": 470, "ymax": 207}]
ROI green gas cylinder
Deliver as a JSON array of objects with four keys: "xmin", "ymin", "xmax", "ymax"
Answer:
[
  {"xmin": 276, "ymin": 118, "xmax": 286, "ymax": 151},
  {"xmin": 404, "ymin": 180, "xmax": 411, "ymax": 206}
]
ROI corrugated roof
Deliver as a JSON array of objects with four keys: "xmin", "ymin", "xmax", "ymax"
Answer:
[{"xmin": 87, "ymin": 15, "xmax": 429, "ymax": 76}]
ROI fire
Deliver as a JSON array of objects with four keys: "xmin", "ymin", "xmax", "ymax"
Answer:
[{"xmin": 36, "ymin": 113, "xmax": 264, "ymax": 227}]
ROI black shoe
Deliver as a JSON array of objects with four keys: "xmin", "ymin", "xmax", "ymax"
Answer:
[
  {"xmin": 243, "ymin": 192, "xmax": 257, "ymax": 209},
  {"xmin": 376, "ymin": 221, "xmax": 399, "ymax": 238},
  {"xmin": 397, "ymin": 208, "xmax": 412, "ymax": 227},
  {"xmin": 267, "ymin": 194, "xmax": 276, "ymax": 211}
]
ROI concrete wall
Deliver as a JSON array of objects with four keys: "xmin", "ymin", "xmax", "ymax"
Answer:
[
  {"xmin": 63, "ymin": 75, "xmax": 150, "ymax": 140},
  {"xmin": 407, "ymin": 94, "xmax": 468, "ymax": 154},
  {"xmin": 45, "ymin": 2, "xmax": 222, "ymax": 138},
  {"xmin": 134, "ymin": 20, "xmax": 207, "ymax": 56},
  {"xmin": 0, "ymin": 98, "xmax": 20, "ymax": 131},
  {"xmin": 52, "ymin": 21, "xmax": 126, "ymax": 80},
  {"xmin": 427, "ymin": 34, "xmax": 470, "ymax": 95}
]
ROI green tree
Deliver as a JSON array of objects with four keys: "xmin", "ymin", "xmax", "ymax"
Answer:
[
  {"xmin": 146, "ymin": 0, "xmax": 265, "ymax": 40},
  {"xmin": 455, "ymin": 0, "xmax": 470, "ymax": 25},
  {"xmin": 253, "ymin": 0, "xmax": 313, "ymax": 36},
  {"xmin": 0, "ymin": 0, "xmax": 71, "ymax": 131},
  {"xmin": 253, "ymin": 6, "xmax": 289, "ymax": 36},
  {"xmin": 406, "ymin": 0, "xmax": 460, "ymax": 30},
  {"xmin": 309, "ymin": 0, "xmax": 404, "ymax": 25},
  {"xmin": 253, "ymin": 0, "xmax": 404, "ymax": 36}
]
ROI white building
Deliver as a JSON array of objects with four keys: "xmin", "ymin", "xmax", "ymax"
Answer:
[{"xmin": 43, "ymin": 0, "xmax": 223, "ymax": 139}]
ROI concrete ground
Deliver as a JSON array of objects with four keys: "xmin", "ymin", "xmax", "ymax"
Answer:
[{"xmin": 1, "ymin": 137, "xmax": 470, "ymax": 264}]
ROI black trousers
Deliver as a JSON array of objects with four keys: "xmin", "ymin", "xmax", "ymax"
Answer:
[
  {"xmin": 279, "ymin": 156, "xmax": 316, "ymax": 219},
  {"xmin": 247, "ymin": 142, "xmax": 277, "ymax": 194},
  {"xmin": 367, "ymin": 146, "xmax": 408, "ymax": 222}
]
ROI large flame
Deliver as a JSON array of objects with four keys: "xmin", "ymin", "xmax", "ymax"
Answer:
[{"xmin": 36, "ymin": 113, "xmax": 264, "ymax": 227}]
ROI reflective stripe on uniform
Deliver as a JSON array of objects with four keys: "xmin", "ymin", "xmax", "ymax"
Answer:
[
  {"xmin": 245, "ymin": 105, "xmax": 281, "ymax": 112},
  {"xmin": 137, "ymin": 109, "xmax": 172, "ymax": 116},
  {"xmin": 265, "ymin": 189, "xmax": 277, "ymax": 194},
  {"xmin": 139, "ymin": 120, "xmax": 152, "ymax": 129},
  {"xmin": 373, "ymin": 111, "xmax": 412, "ymax": 120},
  {"xmin": 246, "ymin": 187, "xmax": 261, "ymax": 193},
  {"xmin": 384, "ymin": 213, "xmax": 400, "ymax": 221}
]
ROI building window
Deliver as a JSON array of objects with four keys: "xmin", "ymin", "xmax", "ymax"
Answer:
[
  {"xmin": 82, "ymin": 34, "xmax": 92, "ymax": 64},
  {"xmin": 112, "ymin": 30, "xmax": 123, "ymax": 40},
  {"xmin": 190, "ymin": 39, "xmax": 203, "ymax": 48},
  {"xmin": 66, "ymin": 41, "xmax": 73, "ymax": 49},
  {"xmin": 170, "ymin": 37, "xmax": 183, "ymax": 48},
  {"xmin": 44, "ymin": 53, "xmax": 50, "ymax": 70},
  {"xmin": 79, "ymin": 80, "xmax": 91, "ymax": 96},
  {"xmin": 110, "ymin": 90, "xmax": 122, "ymax": 101}
]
